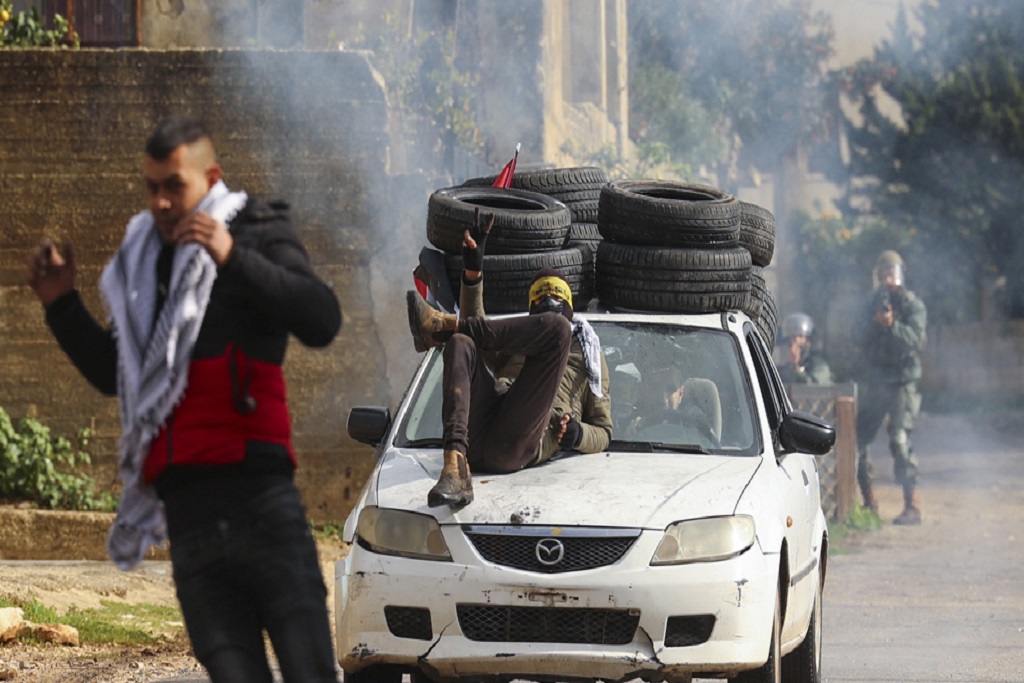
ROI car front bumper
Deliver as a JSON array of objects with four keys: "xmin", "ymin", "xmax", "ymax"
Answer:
[{"xmin": 335, "ymin": 528, "xmax": 779, "ymax": 682}]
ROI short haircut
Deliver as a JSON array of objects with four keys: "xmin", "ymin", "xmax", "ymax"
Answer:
[{"xmin": 145, "ymin": 115, "xmax": 211, "ymax": 160}]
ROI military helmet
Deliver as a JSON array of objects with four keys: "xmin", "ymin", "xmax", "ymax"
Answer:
[
  {"xmin": 781, "ymin": 312, "xmax": 814, "ymax": 339},
  {"xmin": 873, "ymin": 249, "xmax": 905, "ymax": 288}
]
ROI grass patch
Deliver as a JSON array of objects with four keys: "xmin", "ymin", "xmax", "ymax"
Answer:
[
  {"xmin": 0, "ymin": 597, "xmax": 183, "ymax": 646},
  {"xmin": 311, "ymin": 519, "xmax": 344, "ymax": 541},
  {"xmin": 828, "ymin": 502, "xmax": 883, "ymax": 555}
]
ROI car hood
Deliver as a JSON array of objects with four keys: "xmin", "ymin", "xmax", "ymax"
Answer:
[{"xmin": 371, "ymin": 449, "xmax": 761, "ymax": 529}]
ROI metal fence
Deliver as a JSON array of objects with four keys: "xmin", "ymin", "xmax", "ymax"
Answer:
[{"xmin": 786, "ymin": 382, "xmax": 858, "ymax": 523}]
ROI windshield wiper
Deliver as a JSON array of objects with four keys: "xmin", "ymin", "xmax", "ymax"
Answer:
[
  {"xmin": 610, "ymin": 440, "xmax": 710, "ymax": 455},
  {"xmin": 398, "ymin": 437, "xmax": 444, "ymax": 448}
]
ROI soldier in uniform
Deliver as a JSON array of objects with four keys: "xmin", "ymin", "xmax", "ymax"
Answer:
[
  {"xmin": 775, "ymin": 312, "xmax": 833, "ymax": 385},
  {"xmin": 853, "ymin": 250, "xmax": 927, "ymax": 525}
]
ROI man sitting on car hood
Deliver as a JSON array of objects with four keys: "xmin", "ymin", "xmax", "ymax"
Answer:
[{"xmin": 407, "ymin": 211, "xmax": 612, "ymax": 508}]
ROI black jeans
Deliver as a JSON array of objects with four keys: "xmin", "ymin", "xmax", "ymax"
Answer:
[
  {"xmin": 442, "ymin": 312, "xmax": 571, "ymax": 473},
  {"xmin": 168, "ymin": 482, "xmax": 338, "ymax": 683}
]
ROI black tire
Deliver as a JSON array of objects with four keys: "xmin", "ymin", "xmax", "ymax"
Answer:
[
  {"xmin": 598, "ymin": 180, "xmax": 740, "ymax": 248},
  {"xmin": 463, "ymin": 166, "xmax": 608, "ymax": 194},
  {"xmin": 741, "ymin": 265, "xmax": 768, "ymax": 320},
  {"xmin": 730, "ymin": 591, "xmax": 782, "ymax": 683},
  {"xmin": 463, "ymin": 167, "xmax": 607, "ymax": 224},
  {"xmin": 740, "ymin": 201, "xmax": 776, "ymax": 267},
  {"xmin": 755, "ymin": 286, "xmax": 779, "ymax": 348},
  {"xmin": 567, "ymin": 222, "xmax": 602, "ymax": 263},
  {"xmin": 426, "ymin": 186, "xmax": 571, "ymax": 255},
  {"xmin": 782, "ymin": 573, "xmax": 823, "ymax": 683},
  {"xmin": 596, "ymin": 242, "xmax": 751, "ymax": 314},
  {"xmin": 344, "ymin": 665, "xmax": 404, "ymax": 683},
  {"xmin": 445, "ymin": 247, "xmax": 593, "ymax": 313}
]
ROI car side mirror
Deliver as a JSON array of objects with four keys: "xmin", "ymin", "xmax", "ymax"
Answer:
[
  {"xmin": 779, "ymin": 410, "xmax": 835, "ymax": 455},
  {"xmin": 347, "ymin": 406, "xmax": 392, "ymax": 446}
]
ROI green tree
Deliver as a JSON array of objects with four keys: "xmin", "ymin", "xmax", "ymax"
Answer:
[
  {"xmin": 627, "ymin": 0, "xmax": 835, "ymax": 189},
  {"xmin": 348, "ymin": 10, "xmax": 482, "ymax": 173},
  {"xmin": 838, "ymin": 0, "xmax": 1024, "ymax": 323}
]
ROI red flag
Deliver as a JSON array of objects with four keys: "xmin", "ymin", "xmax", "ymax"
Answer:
[{"xmin": 492, "ymin": 143, "xmax": 521, "ymax": 189}]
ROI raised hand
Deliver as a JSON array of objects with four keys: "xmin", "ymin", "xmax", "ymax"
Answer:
[
  {"xmin": 173, "ymin": 211, "xmax": 234, "ymax": 266},
  {"xmin": 462, "ymin": 207, "xmax": 495, "ymax": 276},
  {"xmin": 26, "ymin": 238, "xmax": 77, "ymax": 306}
]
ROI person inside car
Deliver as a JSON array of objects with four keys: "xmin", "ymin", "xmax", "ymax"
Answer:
[{"xmin": 624, "ymin": 365, "xmax": 720, "ymax": 448}]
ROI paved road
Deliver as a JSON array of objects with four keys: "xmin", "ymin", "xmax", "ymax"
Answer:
[{"xmin": 819, "ymin": 411, "xmax": 1024, "ymax": 683}]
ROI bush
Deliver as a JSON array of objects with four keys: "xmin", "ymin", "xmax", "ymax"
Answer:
[
  {"xmin": 0, "ymin": 406, "xmax": 116, "ymax": 511},
  {"xmin": 0, "ymin": 0, "xmax": 79, "ymax": 48}
]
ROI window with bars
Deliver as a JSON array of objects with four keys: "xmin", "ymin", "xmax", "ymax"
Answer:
[{"xmin": 11, "ymin": 0, "xmax": 138, "ymax": 46}]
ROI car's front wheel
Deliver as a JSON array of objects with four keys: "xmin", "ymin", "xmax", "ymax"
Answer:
[
  {"xmin": 782, "ymin": 573, "xmax": 823, "ymax": 683},
  {"xmin": 730, "ymin": 590, "xmax": 781, "ymax": 683}
]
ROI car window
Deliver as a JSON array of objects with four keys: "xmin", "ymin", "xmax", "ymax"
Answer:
[
  {"xmin": 394, "ymin": 320, "xmax": 758, "ymax": 455},
  {"xmin": 744, "ymin": 323, "xmax": 791, "ymax": 450}
]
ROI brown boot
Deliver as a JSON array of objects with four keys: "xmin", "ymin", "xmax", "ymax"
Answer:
[
  {"xmin": 428, "ymin": 450, "xmax": 474, "ymax": 508},
  {"xmin": 407, "ymin": 290, "xmax": 458, "ymax": 353},
  {"xmin": 860, "ymin": 482, "xmax": 880, "ymax": 516},
  {"xmin": 893, "ymin": 487, "xmax": 921, "ymax": 525}
]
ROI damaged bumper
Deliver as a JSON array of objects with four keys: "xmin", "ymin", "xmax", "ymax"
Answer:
[{"xmin": 335, "ymin": 528, "xmax": 779, "ymax": 681}]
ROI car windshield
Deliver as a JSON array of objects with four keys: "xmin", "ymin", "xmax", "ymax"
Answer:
[{"xmin": 394, "ymin": 320, "xmax": 758, "ymax": 455}]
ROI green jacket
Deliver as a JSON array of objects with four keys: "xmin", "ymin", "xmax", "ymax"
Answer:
[
  {"xmin": 854, "ymin": 287, "xmax": 927, "ymax": 385},
  {"xmin": 777, "ymin": 349, "xmax": 833, "ymax": 386},
  {"xmin": 461, "ymin": 279, "xmax": 612, "ymax": 464}
]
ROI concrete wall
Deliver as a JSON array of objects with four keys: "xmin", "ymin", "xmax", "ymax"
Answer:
[
  {"xmin": 920, "ymin": 321, "xmax": 1024, "ymax": 403},
  {"xmin": 0, "ymin": 49, "xmax": 427, "ymax": 523}
]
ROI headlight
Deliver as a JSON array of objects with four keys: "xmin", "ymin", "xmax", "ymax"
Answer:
[
  {"xmin": 650, "ymin": 515, "xmax": 755, "ymax": 565},
  {"xmin": 356, "ymin": 507, "xmax": 452, "ymax": 561}
]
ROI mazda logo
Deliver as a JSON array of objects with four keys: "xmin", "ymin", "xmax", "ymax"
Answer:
[{"xmin": 535, "ymin": 538, "xmax": 565, "ymax": 566}]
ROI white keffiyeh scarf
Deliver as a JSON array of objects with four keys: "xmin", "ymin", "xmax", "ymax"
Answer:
[
  {"xmin": 100, "ymin": 181, "xmax": 247, "ymax": 570},
  {"xmin": 572, "ymin": 318, "xmax": 604, "ymax": 398}
]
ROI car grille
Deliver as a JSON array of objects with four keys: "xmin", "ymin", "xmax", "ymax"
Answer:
[
  {"xmin": 457, "ymin": 604, "xmax": 640, "ymax": 645},
  {"xmin": 665, "ymin": 614, "xmax": 715, "ymax": 646},
  {"xmin": 463, "ymin": 526, "xmax": 641, "ymax": 573},
  {"xmin": 384, "ymin": 606, "xmax": 433, "ymax": 641}
]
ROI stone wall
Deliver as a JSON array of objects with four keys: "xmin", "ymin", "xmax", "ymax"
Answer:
[{"xmin": 0, "ymin": 49, "xmax": 427, "ymax": 523}]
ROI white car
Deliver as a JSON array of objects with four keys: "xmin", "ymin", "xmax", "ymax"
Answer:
[{"xmin": 336, "ymin": 310, "xmax": 835, "ymax": 683}]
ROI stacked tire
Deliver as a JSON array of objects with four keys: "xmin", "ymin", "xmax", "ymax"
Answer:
[
  {"xmin": 425, "ymin": 184, "xmax": 594, "ymax": 313},
  {"xmin": 739, "ymin": 201, "xmax": 778, "ymax": 345},
  {"xmin": 594, "ymin": 180, "xmax": 778, "ymax": 344},
  {"xmin": 453, "ymin": 166, "xmax": 610, "ymax": 312}
]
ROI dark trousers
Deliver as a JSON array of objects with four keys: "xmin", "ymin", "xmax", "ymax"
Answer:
[
  {"xmin": 169, "ymin": 482, "xmax": 338, "ymax": 683},
  {"xmin": 442, "ymin": 312, "xmax": 571, "ymax": 473}
]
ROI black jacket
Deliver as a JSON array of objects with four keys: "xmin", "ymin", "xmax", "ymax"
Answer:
[{"xmin": 45, "ymin": 198, "xmax": 341, "ymax": 536}]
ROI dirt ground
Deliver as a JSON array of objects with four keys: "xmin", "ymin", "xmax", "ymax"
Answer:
[{"xmin": 0, "ymin": 539, "xmax": 349, "ymax": 683}]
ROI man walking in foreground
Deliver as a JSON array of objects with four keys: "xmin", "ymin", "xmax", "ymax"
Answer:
[{"xmin": 26, "ymin": 115, "xmax": 342, "ymax": 682}]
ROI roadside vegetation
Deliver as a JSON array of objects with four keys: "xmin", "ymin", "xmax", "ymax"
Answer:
[
  {"xmin": 827, "ymin": 503, "xmax": 884, "ymax": 554},
  {"xmin": 0, "ymin": 0, "xmax": 78, "ymax": 48},
  {"xmin": 0, "ymin": 596, "xmax": 184, "ymax": 646},
  {"xmin": 0, "ymin": 407, "xmax": 116, "ymax": 511}
]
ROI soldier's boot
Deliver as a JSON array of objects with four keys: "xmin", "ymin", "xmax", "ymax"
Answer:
[
  {"xmin": 428, "ymin": 450, "xmax": 474, "ymax": 508},
  {"xmin": 860, "ymin": 481, "xmax": 880, "ymax": 516},
  {"xmin": 407, "ymin": 290, "xmax": 458, "ymax": 353},
  {"xmin": 893, "ymin": 486, "xmax": 921, "ymax": 526}
]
